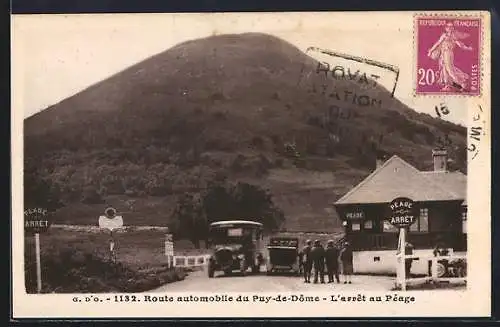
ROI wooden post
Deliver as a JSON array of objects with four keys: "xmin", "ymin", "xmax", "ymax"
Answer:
[
  {"xmin": 109, "ymin": 230, "xmax": 116, "ymax": 263},
  {"xmin": 35, "ymin": 233, "xmax": 42, "ymax": 293},
  {"xmin": 400, "ymin": 227, "xmax": 407, "ymax": 291}
]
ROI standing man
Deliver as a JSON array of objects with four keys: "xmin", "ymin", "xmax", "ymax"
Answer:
[
  {"xmin": 311, "ymin": 240, "xmax": 326, "ymax": 284},
  {"xmin": 325, "ymin": 240, "xmax": 340, "ymax": 283},
  {"xmin": 300, "ymin": 239, "xmax": 313, "ymax": 283},
  {"xmin": 340, "ymin": 241, "xmax": 353, "ymax": 284}
]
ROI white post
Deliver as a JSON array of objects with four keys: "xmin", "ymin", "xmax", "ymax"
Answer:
[
  {"xmin": 109, "ymin": 230, "xmax": 116, "ymax": 263},
  {"xmin": 400, "ymin": 227, "xmax": 406, "ymax": 291},
  {"xmin": 35, "ymin": 233, "xmax": 42, "ymax": 293}
]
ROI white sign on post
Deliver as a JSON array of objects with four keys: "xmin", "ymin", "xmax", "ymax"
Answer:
[
  {"xmin": 165, "ymin": 234, "xmax": 174, "ymax": 268},
  {"xmin": 388, "ymin": 197, "xmax": 417, "ymax": 291},
  {"xmin": 24, "ymin": 207, "xmax": 52, "ymax": 293},
  {"xmin": 98, "ymin": 215, "xmax": 124, "ymax": 231},
  {"xmin": 98, "ymin": 207, "xmax": 123, "ymax": 262}
]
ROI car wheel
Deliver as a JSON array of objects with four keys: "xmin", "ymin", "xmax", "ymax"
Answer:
[
  {"xmin": 208, "ymin": 263, "xmax": 215, "ymax": 278},
  {"xmin": 252, "ymin": 264, "xmax": 260, "ymax": 274},
  {"xmin": 436, "ymin": 263, "xmax": 446, "ymax": 278}
]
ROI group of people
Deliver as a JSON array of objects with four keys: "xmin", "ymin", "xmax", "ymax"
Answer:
[{"xmin": 299, "ymin": 239, "xmax": 353, "ymax": 284}]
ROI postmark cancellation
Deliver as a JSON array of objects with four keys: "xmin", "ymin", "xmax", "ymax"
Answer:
[{"xmin": 414, "ymin": 14, "xmax": 483, "ymax": 96}]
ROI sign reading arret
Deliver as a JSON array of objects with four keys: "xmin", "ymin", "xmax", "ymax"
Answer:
[
  {"xmin": 388, "ymin": 197, "xmax": 417, "ymax": 228},
  {"xmin": 24, "ymin": 208, "xmax": 52, "ymax": 234}
]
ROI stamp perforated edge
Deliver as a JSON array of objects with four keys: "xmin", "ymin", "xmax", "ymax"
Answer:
[{"xmin": 412, "ymin": 11, "xmax": 485, "ymax": 98}]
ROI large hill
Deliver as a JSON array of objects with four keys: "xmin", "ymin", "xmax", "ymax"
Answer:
[{"xmin": 24, "ymin": 33, "xmax": 467, "ymax": 232}]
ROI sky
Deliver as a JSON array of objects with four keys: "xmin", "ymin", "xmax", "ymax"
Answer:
[{"xmin": 12, "ymin": 12, "xmax": 474, "ymax": 125}]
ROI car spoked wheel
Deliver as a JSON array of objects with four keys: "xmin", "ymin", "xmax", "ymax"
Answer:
[{"xmin": 436, "ymin": 262, "xmax": 446, "ymax": 278}]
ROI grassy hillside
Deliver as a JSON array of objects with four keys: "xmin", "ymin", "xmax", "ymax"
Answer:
[{"xmin": 24, "ymin": 33, "xmax": 467, "ymax": 232}]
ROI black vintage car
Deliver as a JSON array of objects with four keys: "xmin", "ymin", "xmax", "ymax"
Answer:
[
  {"xmin": 207, "ymin": 220, "xmax": 265, "ymax": 277},
  {"xmin": 266, "ymin": 237, "xmax": 300, "ymax": 275}
]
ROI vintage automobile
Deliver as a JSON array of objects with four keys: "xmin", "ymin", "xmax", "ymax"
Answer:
[
  {"xmin": 207, "ymin": 220, "xmax": 265, "ymax": 278},
  {"xmin": 266, "ymin": 236, "xmax": 300, "ymax": 275}
]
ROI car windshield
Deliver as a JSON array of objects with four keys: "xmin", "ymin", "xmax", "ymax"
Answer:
[{"xmin": 209, "ymin": 226, "xmax": 255, "ymax": 245}]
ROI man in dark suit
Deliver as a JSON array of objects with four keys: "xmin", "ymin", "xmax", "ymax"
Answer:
[
  {"xmin": 311, "ymin": 240, "xmax": 326, "ymax": 284},
  {"xmin": 325, "ymin": 240, "xmax": 340, "ymax": 283}
]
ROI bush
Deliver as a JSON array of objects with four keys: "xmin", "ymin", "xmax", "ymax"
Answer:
[{"xmin": 24, "ymin": 243, "xmax": 188, "ymax": 293}]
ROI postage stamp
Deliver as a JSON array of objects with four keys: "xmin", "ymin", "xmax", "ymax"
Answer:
[
  {"xmin": 11, "ymin": 11, "xmax": 491, "ymax": 319},
  {"xmin": 414, "ymin": 15, "xmax": 482, "ymax": 96}
]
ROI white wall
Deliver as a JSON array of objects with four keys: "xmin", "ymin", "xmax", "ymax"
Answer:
[{"xmin": 354, "ymin": 249, "xmax": 434, "ymax": 275}]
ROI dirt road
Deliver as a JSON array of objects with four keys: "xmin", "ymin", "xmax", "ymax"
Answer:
[{"xmin": 151, "ymin": 268, "xmax": 398, "ymax": 292}]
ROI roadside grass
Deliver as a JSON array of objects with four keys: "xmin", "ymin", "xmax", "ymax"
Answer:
[{"xmin": 24, "ymin": 227, "xmax": 186, "ymax": 293}]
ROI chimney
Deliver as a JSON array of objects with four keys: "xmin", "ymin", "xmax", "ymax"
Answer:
[
  {"xmin": 376, "ymin": 158, "xmax": 384, "ymax": 169},
  {"xmin": 432, "ymin": 149, "xmax": 448, "ymax": 172},
  {"xmin": 375, "ymin": 153, "xmax": 387, "ymax": 170}
]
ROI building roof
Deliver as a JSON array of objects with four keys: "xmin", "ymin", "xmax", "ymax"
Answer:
[{"xmin": 334, "ymin": 155, "xmax": 466, "ymax": 205}]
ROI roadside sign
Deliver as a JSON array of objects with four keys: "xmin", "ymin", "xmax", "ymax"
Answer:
[
  {"xmin": 165, "ymin": 241, "xmax": 174, "ymax": 256},
  {"xmin": 387, "ymin": 197, "xmax": 417, "ymax": 291},
  {"xmin": 387, "ymin": 197, "xmax": 417, "ymax": 228},
  {"xmin": 24, "ymin": 207, "xmax": 52, "ymax": 235},
  {"xmin": 98, "ymin": 215, "xmax": 124, "ymax": 231},
  {"xmin": 98, "ymin": 207, "xmax": 123, "ymax": 262},
  {"xmin": 24, "ymin": 207, "xmax": 52, "ymax": 293},
  {"xmin": 98, "ymin": 207, "xmax": 123, "ymax": 231},
  {"xmin": 165, "ymin": 234, "xmax": 174, "ymax": 267}
]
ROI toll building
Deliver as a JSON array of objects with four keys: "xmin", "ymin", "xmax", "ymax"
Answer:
[{"xmin": 333, "ymin": 149, "xmax": 467, "ymax": 275}]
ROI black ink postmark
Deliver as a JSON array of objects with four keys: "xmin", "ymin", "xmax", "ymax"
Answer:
[
  {"xmin": 298, "ymin": 47, "xmax": 400, "ymax": 99},
  {"xmin": 468, "ymin": 105, "xmax": 486, "ymax": 160},
  {"xmin": 434, "ymin": 102, "xmax": 450, "ymax": 118}
]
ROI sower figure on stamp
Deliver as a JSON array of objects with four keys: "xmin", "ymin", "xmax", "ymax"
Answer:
[
  {"xmin": 300, "ymin": 239, "xmax": 313, "ymax": 283},
  {"xmin": 311, "ymin": 240, "xmax": 326, "ymax": 284},
  {"xmin": 340, "ymin": 241, "xmax": 353, "ymax": 284},
  {"xmin": 427, "ymin": 22, "xmax": 473, "ymax": 91},
  {"xmin": 325, "ymin": 240, "xmax": 340, "ymax": 283}
]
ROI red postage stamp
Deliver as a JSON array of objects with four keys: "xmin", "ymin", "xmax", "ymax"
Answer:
[{"xmin": 415, "ymin": 16, "xmax": 482, "ymax": 96}]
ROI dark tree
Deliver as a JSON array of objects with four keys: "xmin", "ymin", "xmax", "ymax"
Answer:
[{"xmin": 24, "ymin": 169, "xmax": 63, "ymax": 211}]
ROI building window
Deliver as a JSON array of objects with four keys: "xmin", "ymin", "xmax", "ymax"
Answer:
[
  {"xmin": 419, "ymin": 208, "xmax": 429, "ymax": 232},
  {"xmin": 364, "ymin": 220, "xmax": 373, "ymax": 229},
  {"xmin": 462, "ymin": 208, "xmax": 467, "ymax": 234},
  {"xmin": 383, "ymin": 220, "xmax": 398, "ymax": 233},
  {"xmin": 351, "ymin": 222, "xmax": 361, "ymax": 231},
  {"xmin": 409, "ymin": 208, "xmax": 429, "ymax": 232}
]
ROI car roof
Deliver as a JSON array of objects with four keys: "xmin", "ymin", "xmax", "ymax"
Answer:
[{"xmin": 209, "ymin": 220, "xmax": 263, "ymax": 227}]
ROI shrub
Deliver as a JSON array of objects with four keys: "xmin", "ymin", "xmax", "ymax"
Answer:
[{"xmin": 24, "ymin": 243, "xmax": 188, "ymax": 293}]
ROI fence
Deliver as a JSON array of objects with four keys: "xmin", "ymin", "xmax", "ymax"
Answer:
[
  {"xmin": 171, "ymin": 255, "xmax": 211, "ymax": 269},
  {"xmin": 395, "ymin": 251, "xmax": 467, "ymax": 289}
]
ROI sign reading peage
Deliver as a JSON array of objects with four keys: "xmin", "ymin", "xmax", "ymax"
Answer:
[
  {"xmin": 387, "ymin": 197, "xmax": 417, "ymax": 228},
  {"xmin": 24, "ymin": 207, "xmax": 52, "ymax": 234}
]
